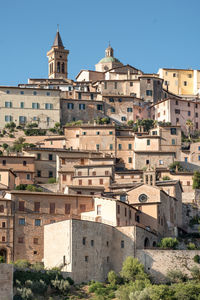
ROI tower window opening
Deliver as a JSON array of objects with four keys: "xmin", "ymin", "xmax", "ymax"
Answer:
[{"xmin": 57, "ymin": 62, "xmax": 60, "ymax": 73}]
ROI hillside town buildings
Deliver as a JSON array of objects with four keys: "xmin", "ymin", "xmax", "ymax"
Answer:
[{"xmin": 1, "ymin": 29, "xmax": 200, "ymax": 283}]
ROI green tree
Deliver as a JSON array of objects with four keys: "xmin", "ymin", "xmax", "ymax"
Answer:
[
  {"xmin": 193, "ymin": 171, "xmax": 200, "ymax": 189},
  {"xmin": 159, "ymin": 237, "xmax": 179, "ymax": 249},
  {"xmin": 120, "ymin": 257, "xmax": 149, "ymax": 282},
  {"xmin": 186, "ymin": 119, "xmax": 193, "ymax": 140}
]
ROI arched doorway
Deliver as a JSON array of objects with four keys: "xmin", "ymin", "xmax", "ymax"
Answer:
[
  {"xmin": 152, "ymin": 241, "xmax": 157, "ymax": 248},
  {"xmin": 144, "ymin": 237, "xmax": 150, "ymax": 248},
  {"xmin": 0, "ymin": 248, "xmax": 7, "ymax": 263}
]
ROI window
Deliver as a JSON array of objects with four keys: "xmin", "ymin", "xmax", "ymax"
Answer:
[
  {"xmin": 6, "ymin": 90, "xmax": 10, "ymax": 94},
  {"xmin": 111, "ymin": 107, "xmax": 115, "ymax": 113},
  {"xmin": 2, "ymin": 160, "xmax": 6, "ymax": 166},
  {"xmin": 128, "ymin": 157, "xmax": 132, "ymax": 163},
  {"xmin": 175, "ymin": 109, "xmax": 180, "ymax": 114},
  {"xmin": 19, "ymin": 201, "xmax": 24, "ymax": 211},
  {"xmin": 88, "ymin": 179, "xmax": 92, "ymax": 185},
  {"xmin": 118, "ymin": 98, "xmax": 122, "ymax": 102},
  {"xmin": 188, "ymin": 102, "xmax": 190, "ymax": 107},
  {"xmin": 109, "ymin": 131, "xmax": 113, "ymax": 135},
  {"xmin": 78, "ymin": 93, "xmax": 81, "ymax": 100},
  {"xmin": 37, "ymin": 153, "xmax": 41, "ymax": 160},
  {"xmin": 188, "ymin": 74, "xmax": 192, "ymax": 78},
  {"xmin": 114, "ymin": 82, "xmax": 117, "ymax": 89},
  {"xmin": 196, "ymin": 104, "xmax": 198, "ymax": 108},
  {"xmin": 2, "ymin": 237, "xmax": 5, "ymax": 242},
  {"xmin": 96, "ymin": 144, "xmax": 100, "ymax": 151},
  {"xmin": 5, "ymin": 101, "xmax": 12, "ymax": 108},
  {"xmin": 65, "ymin": 204, "xmax": 71, "ymax": 214},
  {"xmin": 34, "ymin": 202, "xmax": 40, "ymax": 213},
  {"xmin": 45, "ymin": 103, "xmax": 53, "ymax": 110},
  {"xmin": 90, "ymin": 93, "xmax": 94, "ymax": 100},
  {"xmin": 196, "ymin": 113, "xmax": 198, "ymax": 118},
  {"xmin": 46, "ymin": 92, "xmax": 50, "ymax": 96},
  {"xmin": 91, "ymin": 240, "xmax": 94, "ymax": 246},
  {"xmin": 33, "ymin": 117, "xmax": 38, "ymax": 121},
  {"xmin": 118, "ymin": 144, "xmax": 122, "ymax": 150},
  {"xmin": 159, "ymin": 160, "xmax": 164, "ymax": 165},
  {"xmin": 104, "ymin": 82, "xmax": 107, "ymax": 89},
  {"xmin": 147, "ymin": 78, "xmax": 151, "ymax": 83},
  {"xmin": 152, "ymin": 131, "xmax": 157, "ymax": 135},
  {"xmin": 78, "ymin": 171, "xmax": 82, "ymax": 176},
  {"xmin": 97, "ymin": 205, "xmax": 101, "ymax": 215},
  {"xmin": 99, "ymin": 179, "xmax": 103, "ymax": 185},
  {"xmin": 188, "ymin": 111, "xmax": 191, "ymax": 116},
  {"xmin": 105, "ymin": 171, "xmax": 109, "ymax": 175},
  {"xmin": 146, "ymin": 160, "xmax": 150, "ymax": 165},
  {"xmin": 199, "ymin": 155, "xmax": 200, "ymax": 161},
  {"xmin": 19, "ymin": 116, "xmax": 27, "ymax": 124},
  {"xmin": 127, "ymin": 107, "xmax": 133, "ymax": 112},
  {"xmin": 198, "ymin": 146, "xmax": 200, "ymax": 151},
  {"xmin": 85, "ymin": 256, "xmax": 88, "ymax": 262},
  {"xmin": 164, "ymin": 80, "xmax": 169, "ymax": 86},
  {"xmin": 26, "ymin": 174, "xmax": 30, "ymax": 180},
  {"xmin": 33, "ymin": 251, "xmax": 37, "ymax": 255},
  {"xmin": 80, "ymin": 204, "xmax": 86, "ymax": 212},
  {"xmin": 146, "ymin": 90, "xmax": 152, "ymax": 96},
  {"xmin": 184, "ymin": 157, "xmax": 188, "ymax": 162},
  {"xmin": 79, "ymin": 180, "xmax": 82, "ymax": 185},
  {"xmin": 170, "ymin": 128, "xmax": 177, "ymax": 135},
  {"xmin": 18, "ymin": 237, "xmax": 24, "ymax": 243},
  {"xmin": 67, "ymin": 103, "xmax": 74, "ymax": 109},
  {"xmin": 82, "ymin": 131, "xmax": 86, "ymax": 135},
  {"xmin": 147, "ymin": 139, "xmax": 150, "ymax": 146},
  {"xmin": 121, "ymin": 240, "xmax": 124, "ymax": 248},
  {"xmin": 19, "ymin": 218, "xmax": 25, "ymax": 225},
  {"xmin": 35, "ymin": 219, "xmax": 41, "ymax": 226},
  {"xmin": 37, "ymin": 170, "xmax": 41, "ymax": 177},
  {"xmin": 33, "ymin": 91, "xmax": 37, "ymax": 95},
  {"xmin": 49, "ymin": 154, "xmax": 53, "ymax": 161},
  {"xmin": 47, "ymin": 117, "xmax": 50, "ymax": 125},
  {"xmin": 173, "ymin": 73, "xmax": 176, "ymax": 77},
  {"xmin": 172, "ymin": 139, "xmax": 176, "ymax": 145},
  {"xmin": 49, "ymin": 171, "xmax": 53, "ymax": 178},
  {"xmin": 130, "ymin": 82, "xmax": 133, "ymax": 86},
  {"xmin": 32, "ymin": 103, "xmax": 40, "ymax": 109},
  {"xmin": 110, "ymin": 144, "xmax": 113, "ymax": 150},
  {"xmin": 96, "ymin": 131, "xmax": 100, "ymax": 135},
  {"xmin": 33, "ymin": 238, "xmax": 38, "ymax": 244},
  {"xmin": 79, "ymin": 104, "xmax": 85, "ymax": 110},
  {"xmin": 23, "ymin": 160, "xmax": 27, "ymax": 166},
  {"xmin": 5, "ymin": 115, "xmax": 12, "ymax": 122},
  {"xmin": 121, "ymin": 117, "xmax": 126, "ymax": 121},
  {"xmin": 176, "ymin": 118, "xmax": 179, "ymax": 123},
  {"xmin": 62, "ymin": 174, "xmax": 66, "ymax": 181},
  {"xmin": 92, "ymin": 171, "xmax": 96, "ymax": 176},
  {"xmin": 82, "ymin": 237, "xmax": 86, "ymax": 245},
  {"xmin": 50, "ymin": 203, "xmax": 55, "ymax": 214},
  {"xmin": 109, "ymin": 98, "xmax": 114, "ymax": 102},
  {"xmin": 184, "ymin": 81, "xmax": 187, "ymax": 86},
  {"xmin": 97, "ymin": 104, "xmax": 103, "ymax": 110},
  {"xmin": 176, "ymin": 100, "xmax": 179, "ymax": 105},
  {"xmin": 120, "ymin": 195, "xmax": 126, "ymax": 202}
]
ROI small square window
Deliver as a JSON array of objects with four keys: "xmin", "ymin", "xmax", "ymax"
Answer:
[
  {"xmin": 35, "ymin": 219, "xmax": 41, "ymax": 226},
  {"xmin": 91, "ymin": 240, "xmax": 94, "ymax": 246},
  {"xmin": 85, "ymin": 256, "xmax": 88, "ymax": 262},
  {"xmin": 33, "ymin": 238, "xmax": 38, "ymax": 244},
  {"xmin": 18, "ymin": 237, "xmax": 24, "ymax": 243},
  {"xmin": 121, "ymin": 240, "xmax": 124, "ymax": 248},
  {"xmin": 19, "ymin": 218, "xmax": 25, "ymax": 225},
  {"xmin": 147, "ymin": 139, "xmax": 150, "ymax": 146},
  {"xmin": 83, "ymin": 237, "xmax": 86, "ymax": 245}
]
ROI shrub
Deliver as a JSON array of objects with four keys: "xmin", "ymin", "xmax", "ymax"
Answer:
[
  {"xmin": 14, "ymin": 259, "xmax": 31, "ymax": 269},
  {"xmin": 51, "ymin": 277, "xmax": 70, "ymax": 295},
  {"xmin": 30, "ymin": 262, "xmax": 44, "ymax": 271},
  {"xmin": 120, "ymin": 257, "xmax": 149, "ymax": 282},
  {"xmin": 16, "ymin": 287, "xmax": 33, "ymax": 300},
  {"xmin": 169, "ymin": 161, "xmax": 183, "ymax": 172},
  {"xmin": 89, "ymin": 282, "xmax": 104, "ymax": 293},
  {"xmin": 66, "ymin": 276, "xmax": 74, "ymax": 285},
  {"xmin": 0, "ymin": 255, "xmax": 5, "ymax": 263},
  {"xmin": 108, "ymin": 270, "xmax": 121, "ymax": 286},
  {"xmin": 162, "ymin": 176, "xmax": 171, "ymax": 181},
  {"xmin": 29, "ymin": 279, "xmax": 47, "ymax": 294},
  {"xmin": 48, "ymin": 177, "xmax": 56, "ymax": 184},
  {"xmin": 9, "ymin": 133, "xmax": 15, "ymax": 138},
  {"xmin": 166, "ymin": 269, "xmax": 188, "ymax": 283},
  {"xmin": 190, "ymin": 266, "xmax": 200, "ymax": 280},
  {"xmin": 2, "ymin": 143, "xmax": 8, "ymax": 150},
  {"xmin": 193, "ymin": 255, "xmax": 200, "ymax": 264},
  {"xmin": 159, "ymin": 237, "xmax": 179, "ymax": 249},
  {"xmin": 187, "ymin": 242, "xmax": 196, "ymax": 250},
  {"xmin": 24, "ymin": 129, "xmax": 46, "ymax": 136},
  {"xmin": 26, "ymin": 123, "xmax": 38, "ymax": 128}
]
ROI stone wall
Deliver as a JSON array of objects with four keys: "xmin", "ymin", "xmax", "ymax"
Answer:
[
  {"xmin": 0, "ymin": 263, "xmax": 13, "ymax": 300},
  {"xmin": 136, "ymin": 249, "xmax": 200, "ymax": 283}
]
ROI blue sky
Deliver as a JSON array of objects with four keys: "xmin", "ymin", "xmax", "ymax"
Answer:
[{"xmin": 0, "ymin": 0, "xmax": 200, "ymax": 86}]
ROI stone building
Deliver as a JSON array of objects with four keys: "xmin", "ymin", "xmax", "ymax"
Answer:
[
  {"xmin": 0, "ymin": 86, "xmax": 60, "ymax": 129},
  {"xmin": 1, "ymin": 191, "xmax": 94, "ymax": 263},
  {"xmin": 151, "ymin": 98, "xmax": 200, "ymax": 133},
  {"xmin": 0, "ymin": 155, "xmax": 35, "ymax": 186}
]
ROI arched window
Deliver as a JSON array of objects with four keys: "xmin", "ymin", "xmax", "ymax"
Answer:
[
  {"xmin": 57, "ymin": 62, "xmax": 60, "ymax": 73},
  {"xmin": 144, "ymin": 237, "xmax": 150, "ymax": 248},
  {"xmin": 62, "ymin": 63, "xmax": 65, "ymax": 73}
]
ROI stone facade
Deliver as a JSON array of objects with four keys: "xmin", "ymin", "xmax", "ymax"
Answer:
[
  {"xmin": 137, "ymin": 249, "xmax": 200, "ymax": 283},
  {"xmin": 0, "ymin": 263, "xmax": 13, "ymax": 300}
]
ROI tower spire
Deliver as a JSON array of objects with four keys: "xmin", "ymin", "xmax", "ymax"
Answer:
[{"xmin": 52, "ymin": 27, "xmax": 64, "ymax": 48}]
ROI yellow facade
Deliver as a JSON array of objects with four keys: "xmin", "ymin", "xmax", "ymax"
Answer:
[{"xmin": 158, "ymin": 68, "xmax": 200, "ymax": 95}]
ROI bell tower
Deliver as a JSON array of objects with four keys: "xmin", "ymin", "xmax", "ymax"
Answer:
[{"xmin": 47, "ymin": 28, "xmax": 69, "ymax": 79}]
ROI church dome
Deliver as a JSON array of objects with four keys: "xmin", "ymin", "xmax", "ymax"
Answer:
[{"xmin": 98, "ymin": 56, "xmax": 120, "ymax": 63}]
